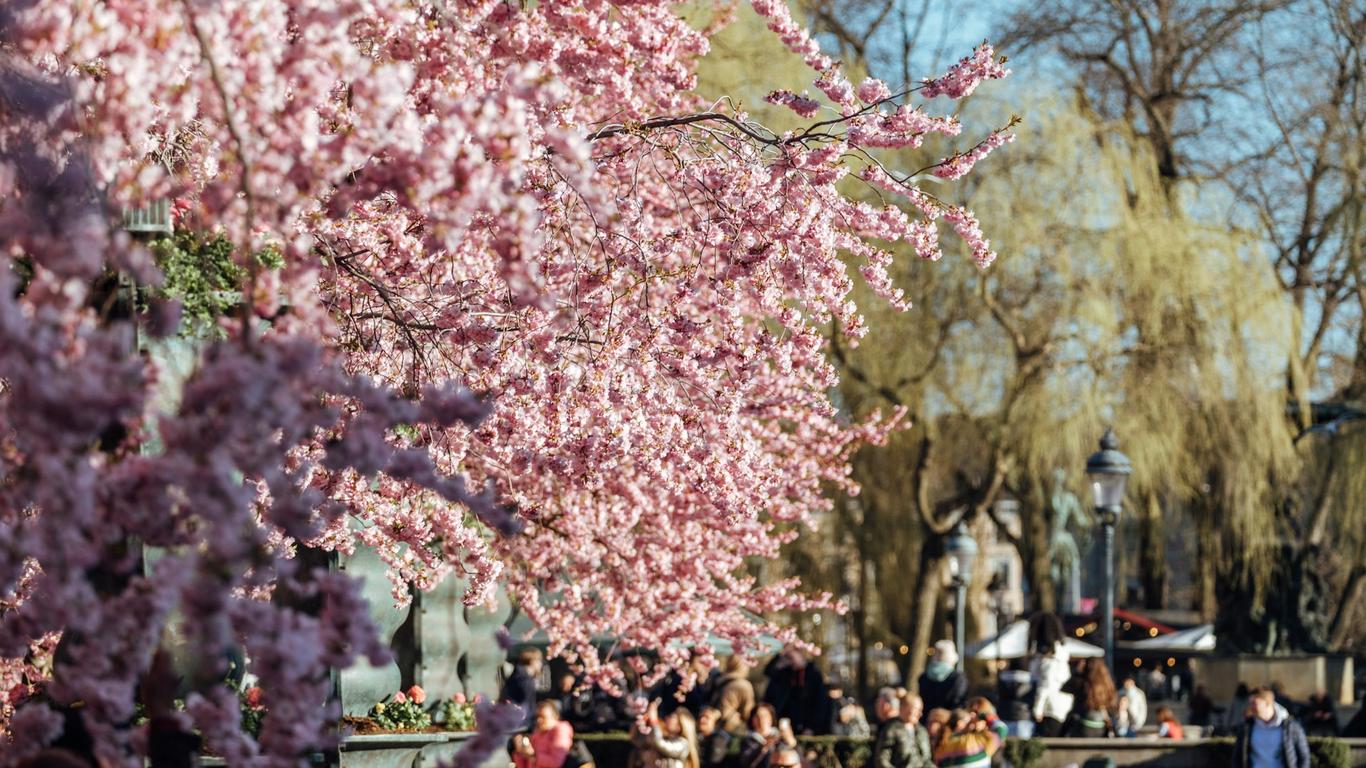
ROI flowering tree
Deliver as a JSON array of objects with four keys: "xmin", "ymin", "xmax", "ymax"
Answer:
[{"xmin": 0, "ymin": 0, "xmax": 1010, "ymax": 764}]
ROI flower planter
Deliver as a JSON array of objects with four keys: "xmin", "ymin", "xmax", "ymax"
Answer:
[{"xmin": 340, "ymin": 731, "xmax": 475, "ymax": 768}]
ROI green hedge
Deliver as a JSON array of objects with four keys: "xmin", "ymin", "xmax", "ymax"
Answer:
[{"xmin": 1310, "ymin": 736, "xmax": 1352, "ymax": 768}]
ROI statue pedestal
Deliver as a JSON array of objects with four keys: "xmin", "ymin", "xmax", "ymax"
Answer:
[
  {"xmin": 412, "ymin": 573, "xmax": 511, "ymax": 768},
  {"xmin": 337, "ymin": 545, "xmax": 413, "ymax": 716}
]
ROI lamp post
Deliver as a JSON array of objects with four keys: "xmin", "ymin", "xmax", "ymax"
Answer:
[
  {"xmin": 1085, "ymin": 428, "xmax": 1131, "ymax": 675},
  {"xmin": 944, "ymin": 522, "xmax": 978, "ymax": 673}
]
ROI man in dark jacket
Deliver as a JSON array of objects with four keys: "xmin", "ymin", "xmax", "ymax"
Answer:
[
  {"xmin": 1300, "ymin": 688, "xmax": 1337, "ymax": 737},
  {"xmin": 1232, "ymin": 687, "xmax": 1310, "ymax": 768},
  {"xmin": 498, "ymin": 647, "xmax": 543, "ymax": 731},
  {"xmin": 697, "ymin": 706, "xmax": 734, "ymax": 768},
  {"xmin": 917, "ymin": 641, "xmax": 967, "ymax": 712},
  {"xmin": 996, "ymin": 659, "xmax": 1035, "ymax": 738},
  {"xmin": 762, "ymin": 647, "xmax": 831, "ymax": 735},
  {"xmin": 870, "ymin": 690, "xmax": 910, "ymax": 768}
]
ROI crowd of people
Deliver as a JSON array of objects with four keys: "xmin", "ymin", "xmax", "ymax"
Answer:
[
  {"xmin": 496, "ymin": 645, "xmax": 1016, "ymax": 768},
  {"xmin": 497, "ymin": 621, "xmax": 1363, "ymax": 768}
]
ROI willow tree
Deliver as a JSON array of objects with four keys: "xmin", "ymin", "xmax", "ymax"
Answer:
[
  {"xmin": 1002, "ymin": 0, "xmax": 1366, "ymax": 653},
  {"xmin": 820, "ymin": 86, "xmax": 1299, "ymax": 686}
]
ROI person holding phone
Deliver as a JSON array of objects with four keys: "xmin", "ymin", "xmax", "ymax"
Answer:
[
  {"xmin": 513, "ymin": 701, "xmax": 576, "ymax": 768},
  {"xmin": 740, "ymin": 704, "xmax": 797, "ymax": 768},
  {"xmin": 631, "ymin": 699, "xmax": 701, "ymax": 768}
]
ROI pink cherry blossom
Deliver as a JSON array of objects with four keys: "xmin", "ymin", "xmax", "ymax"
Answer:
[
  {"xmin": 0, "ymin": 0, "xmax": 1012, "ymax": 763},
  {"xmin": 921, "ymin": 41, "xmax": 1011, "ymax": 99},
  {"xmin": 933, "ymin": 126, "xmax": 1018, "ymax": 180}
]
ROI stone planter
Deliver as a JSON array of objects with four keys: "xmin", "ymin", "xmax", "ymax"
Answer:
[{"xmin": 340, "ymin": 732, "xmax": 474, "ymax": 768}]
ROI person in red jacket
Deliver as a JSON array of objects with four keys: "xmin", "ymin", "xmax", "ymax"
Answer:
[
  {"xmin": 513, "ymin": 700, "xmax": 576, "ymax": 768},
  {"xmin": 1155, "ymin": 706, "xmax": 1185, "ymax": 739}
]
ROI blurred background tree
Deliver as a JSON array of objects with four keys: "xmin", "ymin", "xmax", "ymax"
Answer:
[{"xmin": 692, "ymin": 0, "xmax": 1364, "ymax": 699}]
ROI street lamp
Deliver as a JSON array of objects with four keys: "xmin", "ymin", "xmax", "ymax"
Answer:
[
  {"xmin": 1086, "ymin": 428, "xmax": 1131, "ymax": 674},
  {"xmin": 944, "ymin": 522, "xmax": 978, "ymax": 673}
]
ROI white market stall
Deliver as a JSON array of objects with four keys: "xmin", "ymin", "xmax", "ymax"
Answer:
[
  {"xmin": 966, "ymin": 620, "xmax": 1104, "ymax": 659},
  {"xmin": 1127, "ymin": 623, "xmax": 1217, "ymax": 652}
]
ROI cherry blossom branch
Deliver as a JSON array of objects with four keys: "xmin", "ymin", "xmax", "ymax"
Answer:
[{"xmin": 178, "ymin": 0, "xmax": 260, "ymax": 344}]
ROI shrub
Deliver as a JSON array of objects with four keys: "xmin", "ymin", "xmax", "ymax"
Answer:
[
  {"xmin": 1309, "ymin": 737, "xmax": 1350, "ymax": 768},
  {"xmin": 1002, "ymin": 738, "xmax": 1047, "ymax": 768}
]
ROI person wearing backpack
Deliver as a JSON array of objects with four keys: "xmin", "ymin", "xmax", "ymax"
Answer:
[{"xmin": 1232, "ymin": 687, "xmax": 1310, "ymax": 768}]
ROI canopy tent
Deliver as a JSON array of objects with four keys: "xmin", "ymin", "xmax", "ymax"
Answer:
[
  {"xmin": 1126, "ymin": 623, "xmax": 1216, "ymax": 653},
  {"xmin": 966, "ymin": 620, "xmax": 1104, "ymax": 659}
]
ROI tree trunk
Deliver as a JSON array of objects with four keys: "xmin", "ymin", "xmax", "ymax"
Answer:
[
  {"xmin": 855, "ymin": 530, "xmax": 870, "ymax": 704},
  {"xmin": 908, "ymin": 551, "xmax": 942, "ymax": 691},
  {"xmin": 1139, "ymin": 493, "xmax": 1168, "ymax": 609},
  {"xmin": 1196, "ymin": 504, "xmax": 1219, "ymax": 622},
  {"xmin": 1328, "ymin": 566, "xmax": 1365, "ymax": 649},
  {"xmin": 1018, "ymin": 481, "xmax": 1055, "ymax": 614}
]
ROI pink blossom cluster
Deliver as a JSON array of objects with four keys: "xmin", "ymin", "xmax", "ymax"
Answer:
[
  {"xmin": 0, "ymin": 0, "xmax": 1012, "ymax": 763},
  {"xmin": 921, "ymin": 42, "xmax": 1011, "ymax": 99},
  {"xmin": 932, "ymin": 129, "xmax": 1018, "ymax": 180},
  {"xmin": 748, "ymin": 0, "xmax": 833, "ymax": 72},
  {"xmin": 765, "ymin": 90, "xmax": 822, "ymax": 118}
]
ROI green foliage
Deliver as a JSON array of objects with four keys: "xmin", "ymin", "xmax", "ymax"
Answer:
[
  {"xmin": 1002, "ymin": 738, "xmax": 1047, "ymax": 768},
  {"xmin": 1309, "ymin": 737, "xmax": 1351, "ymax": 768},
  {"xmin": 430, "ymin": 697, "xmax": 477, "ymax": 731},
  {"xmin": 148, "ymin": 230, "xmax": 283, "ymax": 338},
  {"xmin": 369, "ymin": 696, "xmax": 431, "ymax": 732},
  {"xmin": 149, "ymin": 230, "xmax": 243, "ymax": 336}
]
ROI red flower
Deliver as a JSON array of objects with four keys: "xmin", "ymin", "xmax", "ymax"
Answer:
[
  {"xmin": 244, "ymin": 686, "xmax": 264, "ymax": 710},
  {"xmin": 407, "ymin": 685, "xmax": 426, "ymax": 705}
]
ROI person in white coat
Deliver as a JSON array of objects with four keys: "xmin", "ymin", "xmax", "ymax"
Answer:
[
  {"xmin": 1027, "ymin": 613, "xmax": 1074, "ymax": 737},
  {"xmin": 1030, "ymin": 643, "xmax": 1073, "ymax": 737},
  {"xmin": 1117, "ymin": 677, "xmax": 1147, "ymax": 736}
]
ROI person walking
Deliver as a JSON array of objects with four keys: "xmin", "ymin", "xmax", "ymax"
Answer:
[
  {"xmin": 501, "ymin": 648, "xmax": 544, "ymax": 731},
  {"xmin": 1231, "ymin": 687, "xmax": 1310, "ymax": 768},
  {"xmin": 1189, "ymin": 685, "xmax": 1215, "ymax": 728},
  {"xmin": 1027, "ymin": 614, "xmax": 1073, "ymax": 737},
  {"xmin": 1119, "ymin": 676, "xmax": 1147, "ymax": 736},
  {"xmin": 1222, "ymin": 683, "xmax": 1252, "ymax": 736},
  {"xmin": 996, "ymin": 660, "xmax": 1035, "ymax": 739},
  {"xmin": 762, "ymin": 647, "xmax": 831, "ymax": 735},
  {"xmin": 1065, "ymin": 658, "xmax": 1117, "ymax": 737},
  {"xmin": 713, "ymin": 656, "xmax": 756, "ymax": 736},
  {"xmin": 917, "ymin": 641, "xmax": 967, "ymax": 713}
]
